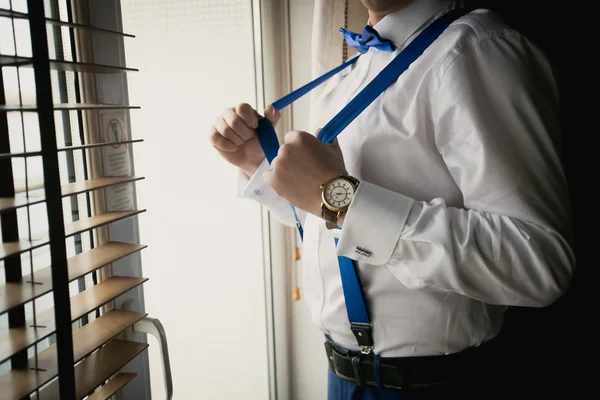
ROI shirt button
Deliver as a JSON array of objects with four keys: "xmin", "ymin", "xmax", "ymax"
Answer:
[{"xmin": 254, "ymin": 189, "xmax": 262, "ymax": 196}]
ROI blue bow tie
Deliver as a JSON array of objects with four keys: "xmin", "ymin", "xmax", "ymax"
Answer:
[{"xmin": 339, "ymin": 25, "xmax": 396, "ymax": 54}]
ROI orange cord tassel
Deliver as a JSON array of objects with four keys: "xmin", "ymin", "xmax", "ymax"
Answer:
[{"xmin": 293, "ymin": 247, "xmax": 301, "ymax": 300}]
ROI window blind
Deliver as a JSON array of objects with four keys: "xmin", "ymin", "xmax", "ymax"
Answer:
[{"xmin": 0, "ymin": 0, "xmax": 148, "ymax": 399}]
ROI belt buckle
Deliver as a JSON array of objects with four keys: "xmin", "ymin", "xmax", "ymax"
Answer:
[
  {"xmin": 324, "ymin": 339, "xmax": 352, "ymax": 374},
  {"xmin": 324, "ymin": 339, "xmax": 372, "ymax": 388}
]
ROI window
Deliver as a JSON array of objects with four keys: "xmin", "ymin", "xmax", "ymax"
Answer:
[
  {"xmin": 0, "ymin": 0, "xmax": 91, "ymax": 376},
  {"xmin": 1, "ymin": 0, "xmax": 150, "ymax": 398},
  {"xmin": 119, "ymin": 1, "xmax": 270, "ymax": 398}
]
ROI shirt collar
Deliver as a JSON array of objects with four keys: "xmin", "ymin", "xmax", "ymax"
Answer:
[{"xmin": 370, "ymin": 0, "xmax": 457, "ymax": 48}]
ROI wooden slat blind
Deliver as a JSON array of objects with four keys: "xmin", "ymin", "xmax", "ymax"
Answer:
[
  {"xmin": 0, "ymin": 0, "xmax": 149, "ymax": 398},
  {"xmin": 34, "ymin": 340, "xmax": 149, "ymax": 400},
  {"xmin": 0, "ymin": 242, "xmax": 147, "ymax": 314},
  {"xmin": 0, "ymin": 276, "xmax": 148, "ymax": 363},
  {"xmin": 85, "ymin": 373, "xmax": 138, "ymax": 400},
  {"xmin": 0, "ymin": 176, "xmax": 145, "ymax": 212},
  {"xmin": 0, "ymin": 310, "xmax": 146, "ymax": 398},
  {"xmin": 0, "ymin": 210, "xmax": 147, "ymax": 261}
]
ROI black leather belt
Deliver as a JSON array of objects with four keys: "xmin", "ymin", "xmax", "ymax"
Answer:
[{"xmin": 324, "ymin": 339, "xmax": 491, "ymax": 391}]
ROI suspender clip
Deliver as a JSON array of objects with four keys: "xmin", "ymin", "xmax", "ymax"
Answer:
[{"xmin": 350, "ymin": 322, "xmax": 373, "ymax": 349}]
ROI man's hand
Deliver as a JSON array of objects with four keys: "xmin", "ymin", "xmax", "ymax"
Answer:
[
  {"xmin": 263, "ymin": 130, "xmax": 347, "ymax": 217},
  {"xmin": 209, "ymin": 103, "xmax": 281, "ymax": 177}
]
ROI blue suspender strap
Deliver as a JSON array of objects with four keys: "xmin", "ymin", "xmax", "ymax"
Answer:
[
  {"xmin": 317, "ymin": 7, "xmax": 471, "ymax": 144},
  {"xmin": 257, "ymin": 56, "xmax": 361, "ymax": 164},
  {"xmin": 272, "ymin": 56, "xmax": 360, "ymax": 111},
  {"xmin": 255, "ymin": 53, "xmax": 360, "ymax": 240},
  {"xmin": 334, "ymin": 237, "xmax": 373, "ymax": 352},
  {"xmin": 256, "ymin": 118, "xmax": 280, "ymax": 165},
  {"xmin": 256, "ymin": 56, "xmax": 361, "ymax": 241},
  {"xmin": 257, "ymin": 56, "xmax": 360, "ymax": 165},
  {"xmin": 255, "ymin": 7, "xmax": 471, "ymax": 352}
]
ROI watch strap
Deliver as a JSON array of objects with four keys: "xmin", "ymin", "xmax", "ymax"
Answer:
[
  {"xmin": 345, "ymin": 175, "xmax": 360, "ymax": 187},
  {"xmin": 322, "ymin": 206, "xmax": 338, "ymax": 227}
]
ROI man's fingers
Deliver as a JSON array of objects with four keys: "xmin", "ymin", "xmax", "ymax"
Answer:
[
  {"xmin": 264, "ymin": 104, "xmax": 281, "ymax": 126},
  {"xmin": 214, "ymin": 116, "xmax": 244, "ymax": 146},
  {"xmin": 224, "ymin": 108, "xmax": 255, "ymax": 140},
  {"xmin": 236, "ymin": 103, "xmax": 259, "ymax": 130},
  {"xmin": 209, "ymin": 126, "xmax": 237, "ymax": 152}
]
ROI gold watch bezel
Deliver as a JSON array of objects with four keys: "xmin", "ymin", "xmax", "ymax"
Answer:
[{"xmin": 320, "ymin": 175, "xmax": 357, "ymax": 213}]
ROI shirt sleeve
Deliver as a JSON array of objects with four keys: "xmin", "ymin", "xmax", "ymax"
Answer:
[
  {"xmin": 238, "ymin": 158, "xmax": 307, "ymax": 228},
  {"xmin": 337, "ymin": 32, "xmax": 575, "ymax": 307}
]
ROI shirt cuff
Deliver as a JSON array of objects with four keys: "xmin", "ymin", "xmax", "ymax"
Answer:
[
  {"xmin": 337, "ymin": 181, "xmax": 415, "ymax": 265},
  {"xmin": 237, "ymin": 158, "xmax": 278, "ymax": 208}
]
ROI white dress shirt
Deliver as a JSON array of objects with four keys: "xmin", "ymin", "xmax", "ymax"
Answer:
[{"xmin": 238, "ymin": 0, "xmax": 575, "ymax": 357}]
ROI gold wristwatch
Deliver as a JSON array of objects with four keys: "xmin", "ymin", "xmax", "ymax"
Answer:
[{"xmin": 320, "ymin": 174, "xmax": 360, "ymax": 229}]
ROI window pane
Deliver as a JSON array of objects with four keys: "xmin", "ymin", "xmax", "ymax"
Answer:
[{"xmin": 121, "ymin": 1, "xmax": 269, "ymax": 398}]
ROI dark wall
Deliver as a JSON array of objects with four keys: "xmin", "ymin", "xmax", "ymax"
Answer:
[{"xmin": 465, "ymin": 1, "xmax": 586, "ymax": 396}]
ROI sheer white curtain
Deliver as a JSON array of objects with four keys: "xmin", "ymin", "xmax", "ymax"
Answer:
[
  {"xmin": 310, "ymin": 0, "xmax": 368, "ymax": 87},
  {"xmin": 309, "ymin": 0, "xmax": 368, "ymax": 129}
]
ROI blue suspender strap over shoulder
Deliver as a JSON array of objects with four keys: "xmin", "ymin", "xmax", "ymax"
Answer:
[{"xmin": 256, "ymin": 7, "xmax": 471, "ymax": 353}]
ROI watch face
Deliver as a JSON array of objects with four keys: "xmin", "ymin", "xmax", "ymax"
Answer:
[{"xmin": 323, "ymin": 178, "xmax": 355, "ymax": 211}]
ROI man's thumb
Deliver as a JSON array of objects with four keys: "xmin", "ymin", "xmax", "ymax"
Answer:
[
  {"xmin": 264, "ymin": 104, "xmax": 281, "ymax": 127},
  {"xmin": 329, "ymin": 137, "xmax": 341, "ymax": 149},
  {"xmin": 315, "ymin": 128, "xmax": 340, "ymax": 147}
]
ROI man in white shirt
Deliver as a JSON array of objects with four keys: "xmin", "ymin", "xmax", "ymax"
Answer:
[{"xmin": 209, "ymin": 0, "xmax": 574, "ymax": 398}]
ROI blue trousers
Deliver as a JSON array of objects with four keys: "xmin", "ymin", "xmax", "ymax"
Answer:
[
  {"xmin": 327, "ymin": 370, "xmax": 406, "ymax": 399},
  {"xmin": 327, "ymin": 369, "xmax": 485, "ymax": 400}
]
